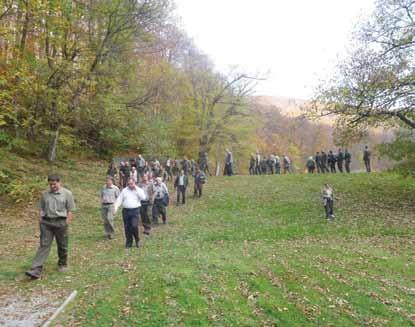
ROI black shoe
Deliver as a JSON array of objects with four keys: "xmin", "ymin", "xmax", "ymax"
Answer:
[
  {"xmin": 143, "ymin": 230, "xmax": 150, "ymax": 235},
  {"xmin": 135, "ymin": 242, "xmax": 141, "ymax": 248},
  {"xmin": 25, "ymin": 269, "xmax": 41, "ymax": 280}
]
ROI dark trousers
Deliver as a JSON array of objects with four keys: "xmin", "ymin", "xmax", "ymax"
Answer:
[
  {"xmin": 275, "ymin": 165, "xmax": 281, "ymax": 174},
  {"xmin": 122, "ymin": 208, "xmax": 139, "ymax": 247},
  {"xmin": 364, "ymin": 160, "xmax": 371, "ymax": 172},
  {"xmin": 337, "ymin": 160, "xmax": 343, "ymax": 172},
  {"xmin": 255, "ymin": 165, "xmax": 261, "ymax": 175},
  {"xmin": 224, "ymin": 163, "xmax": 233, "ymax": 176},
  {"xmin": 194, "ymin": 183, "xmax": 203, "ymax": 197},
  {"xmin": 329, "ymin": 162, "xmax": 336, "ymax": 173},
  {"xmin": 345, "ymin": 161, "xmax": 351, "ymax": 173},
  {"xmin": 177, "ymin": 185, "xmax": 186, "ymax": 204},
  {"xmin": 324, "ymin": 198, "xmax": 334, "ymax": 218},
  {"xmin": 140, "ymin": 202, "xmax": 152, "ymax": 233},
  {"xmin": 321, "ymin": 163, "xmax": 328, "ymax": 173},
  {"xmin": 152, "ymin": 199, "xmax": 167, "ymax": 223},
  {"xmin": 308, "ymin": 167, "xmax": 315, "ymax": 173},
  {"xmin": 31, "ymin": 218, "xmax": 68, "ymax": 269},
  {"xmin": 249, "ymin": 166, "xmax": 255, "ymax": 175}
]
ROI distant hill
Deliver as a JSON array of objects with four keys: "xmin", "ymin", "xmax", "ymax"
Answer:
[{"xmin": 254, "ymin": 95, "xmax": 307, "ymax": 117}]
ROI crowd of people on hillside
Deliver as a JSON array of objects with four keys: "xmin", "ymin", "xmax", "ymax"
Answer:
[
  {"xmin": 251, "ymin": 146, "xmax": 372, "ymax": 175},
  {"xmin": 25, "ymin": 146, "xmax": 371, "ymax": 279}
]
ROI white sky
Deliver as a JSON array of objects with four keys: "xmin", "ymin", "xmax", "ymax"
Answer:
[{"xmin": 175, "ymin": 0, "xmax": 375, "ymax": 99}]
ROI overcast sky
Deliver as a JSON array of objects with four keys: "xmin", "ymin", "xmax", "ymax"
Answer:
[{"xmin": 175, "ymin": 0, "xmax": 375, "ymax": 99}]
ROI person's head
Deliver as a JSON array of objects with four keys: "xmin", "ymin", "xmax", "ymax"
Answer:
[
  {"xmin": 345, "ymin": 148, "xmax": 348, "ymax": 152},
  {"xmin": 329, "ymin": 150, "xmax": 333, "ymax": 154},
  {"xmin": 155, "ymin": 177, "xmax": 162, "ymax": 185},
  {"xmin": 132, "ymin": 166, "xmax": 136, "ymax": 171},
  {"xmin": 106, "ymin": 177, "xmax": 114, "ymax": 187},
  {"xmin": 142, "ymin": 174, "xmax": 148, "ymax": 183},
  {"xmin": 127, "ymin": 178, "xmax": 136, "ymax": 189},
  {"xmin": 196, "ymin": 167, "xmax": 200, "ymax": 173},
  {"xmin": 120, "ymin": 161, "xmax": 125, "ymax": 166},
  {"xmin": 365, "ymin": 145, "xmax": 369, "ymax": 149},
  {"xmin": 316, "ymin": 151, "xmax": 320, "ymax": 154},
  {"xmin": 180, "ymin": 169, "xmax": 184, "ymax": 175},
  {"xmin": 324, "ymin": 183, "xmax": 330, "ymax": 188},
  {"xmin": 48, "ymin": 174, "xmax": 61, "ymax": 192}
]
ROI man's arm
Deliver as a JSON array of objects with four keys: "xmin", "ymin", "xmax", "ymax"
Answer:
[
  {"xmin": 114, "ymin": 190, "xmax": 123, "ymax": 214},
  {"xmin": 66, "ymin": 211, "xmax": 74, "ymax": 224}
]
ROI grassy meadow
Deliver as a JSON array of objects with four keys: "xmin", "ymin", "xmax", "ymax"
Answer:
[{"xmin": 0, "ymin": 155, "xmax": 414, "ymax": 326}]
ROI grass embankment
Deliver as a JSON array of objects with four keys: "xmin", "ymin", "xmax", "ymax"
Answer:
[{"xmin": 0, "ymin": 152, "xmax": 414, "ymax": 326}]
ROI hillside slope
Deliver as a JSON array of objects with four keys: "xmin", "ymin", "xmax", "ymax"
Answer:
[{"xmin": 0, "ymin": 155, "xmax": 414, "ymax": 326}]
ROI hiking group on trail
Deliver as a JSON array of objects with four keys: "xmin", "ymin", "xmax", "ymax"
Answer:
[
  {"xmin": 251, "ymin": 146, "xmax": 372, "ymax": 175},
  {"xmin": 25, "ymin": 146, "xmax": 371, "ymax": 279}
]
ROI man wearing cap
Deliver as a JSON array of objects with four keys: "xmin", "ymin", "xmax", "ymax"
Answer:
[
  {"xmin": 100, "ymin": 177, "xmax": 120, "ymax": 239},
  {"xmin": 114, "ymin": 178, "xmax": 146, "ymax": 248},
  {"xmin": 26, "ymin": 174, "xmax": 76, "ymax": 279}
]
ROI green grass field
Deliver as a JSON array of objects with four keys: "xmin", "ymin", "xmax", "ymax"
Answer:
[{"xmin": 0, "ymin": 156, "xmax": 414, "ymax": 326}]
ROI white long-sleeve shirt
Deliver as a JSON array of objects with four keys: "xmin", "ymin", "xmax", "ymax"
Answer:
[{"xmin": 114, "ymin": 186, "xmax": 146, "ymax": 212}]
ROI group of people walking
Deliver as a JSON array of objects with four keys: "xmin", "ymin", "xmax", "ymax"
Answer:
[
  {"xmin": 306, "ymin": 146, "xmax": 372, "ymax": 174},
  {"xmin": 249, "ymin": 153, "xmax": 292, "ymax": 175}
]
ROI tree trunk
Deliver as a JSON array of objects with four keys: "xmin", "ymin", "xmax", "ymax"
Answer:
[{"xmin": 48, "ymin": 128, "xmax": 59, "ymax": 162}]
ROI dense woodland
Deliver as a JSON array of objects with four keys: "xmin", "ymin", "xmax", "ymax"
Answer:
[{"xmin": 0, "ymin": 0, "xmax": 413, "ymax": 174}]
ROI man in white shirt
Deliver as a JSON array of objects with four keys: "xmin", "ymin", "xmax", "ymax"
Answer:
[{"xmin": 114, "ymin": 178, "xmax": 146, "ymax": 248}]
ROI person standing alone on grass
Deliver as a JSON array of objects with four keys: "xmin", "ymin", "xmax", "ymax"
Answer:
[
  {"xmin": 100, "ymin": 177, "xmax": 120, "ymax": 240},
  {"xmin": 322, "ymin": 183, "xmax": 335, "ymax": 220},
  {"xmin": 152, "ymin": 177, "xmax": 169, "ymax": 224},
  {"xmin": 114, "ymin": 178, "xmax": 146, "ymax": 248},
  {"xmin": 363, "ymin": 146, "xmax": 371, "ymax": 172},
  {"xmin": 194, "ymin": 167, "xmax": 207, "ymax": 198},
  {"xmin": 26, "ymin": 174, "xmax": 76, "ymax": 279},
  {"xmin": 174, "ymin": 170, "xmax": 188, "ymax": 205}
]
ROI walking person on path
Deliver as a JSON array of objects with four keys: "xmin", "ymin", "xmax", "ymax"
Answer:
[
  {"xmin": 100, "ymin": 177, "xmax": 120, "ymax": 240},
  {"xmin": 194, "ymin": 167, "xmax": 207, "ymax": 198},
  {"xmin": 174, "ymin": 170, "xmax": 188, "ymax": 205},
  {"xmin": 363, "ymin": 146, "xmax": 372, "ymax": 172},
  {"xmin": 138, "ymin": 175, "xmax": 153, "ymax": 235},
  {"xmin": 26, "ymin": 174, "xmax": 76, "ymax": 279},
  {"xmin": 152, "ymin": 177, "xmax": 169, "ymax": 224},
  {"xmin": 114, "ymin": 178, "xmax": 146, "ymax": 248}
]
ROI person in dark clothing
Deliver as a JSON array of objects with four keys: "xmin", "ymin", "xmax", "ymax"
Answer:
[
  {"xmin": 337, "ymin": 148, "xmax": 344, "ymax": 173},
  {"xmin": 315, "ymin": 152, "xmax": 322, "ymax": 173},
  {"xmin": 321, "ymin": 151, "xmax": 328, "ymax": 173},
  {"xmin": 261, "ymin": 158, "xmax": 268, "ymax": 174},
  {"xmin": 249, "ymin": 154, "xmax": 255, "ymax": 175},
  {"xmin": 224, "ymin": 149, "xmax": 233, "ymax": 176},
  {"xmin": 322, "ymin": 183, "xmax": 335, "ymax": 220},
  {"xmin": 194, "ymin": 168, "xmax": 207, "ymax": 198},
  {"xmin": 174, "ymin": 170, "xmax": 188, "ymax": 205},
  {"xmin": 344, "ymin": 149, "xmax": 352, "ymax": 173},
  {"xmin": 306, "ymin": 156, "xmax": 316, "ymax": 173},
  {"xmin": 107, "ymin": 162, "xmax": 117, "ymax": 178},
  {"xmin": 363, "ymin": 146, "xmax": 371, "ymax": 172},
  {"xmin": 328, "ymin": 151, "xmax": 337, "ymax": 173}
]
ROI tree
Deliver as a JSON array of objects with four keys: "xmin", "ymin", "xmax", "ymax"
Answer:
[{"xmin": 313, "ymin": 0, "xmax": 415, "ymax": 132}]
